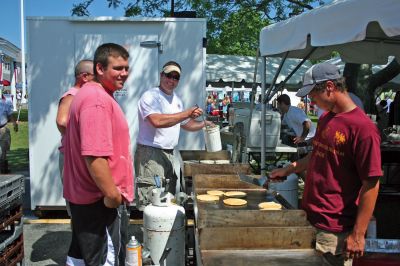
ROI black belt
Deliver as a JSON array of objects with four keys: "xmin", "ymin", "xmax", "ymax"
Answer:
[
  {"xmin": 0, "ymin": 124, "xmax": 7, "ymax": 128},
  {"xmin": 138, "ymin": 144, "xmax": 174, "ymax": 154},
  {"xmin": 161, "ymin": 148, "xmax": 174, "ymax": 154}
]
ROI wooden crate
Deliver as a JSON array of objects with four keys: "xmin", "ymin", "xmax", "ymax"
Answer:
[
  {"xmin": 200, "ymin": 249, "xmax": 323, "ymax": 266},
  {"xmin": 180, "ymin": 150, "xmax": 231, "ymax": 161},
  {"xmin": 184, "ymin": 162, "xmax": 252, "ymax": 178},
  {"xmin": 193, "ymin": 174, "xmax": 321, "ymax": 265}
]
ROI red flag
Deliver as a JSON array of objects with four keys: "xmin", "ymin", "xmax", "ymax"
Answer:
[
  {"xmin": 1, "ymin": 80, "xmax": 10, "ymax": 86},
  {"xmin": 0, "ymin": 55, "xmax": 3, "ymax": 84}
]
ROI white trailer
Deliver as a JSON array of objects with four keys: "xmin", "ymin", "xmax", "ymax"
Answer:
[{"xmin": 27, "ymin": 17, "xmax": 207, "ymax": 210}]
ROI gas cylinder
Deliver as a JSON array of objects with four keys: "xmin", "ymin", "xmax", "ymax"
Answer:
[{"xmin": 143, "ymin": 189, "xmax": 186, "ymax": 266}]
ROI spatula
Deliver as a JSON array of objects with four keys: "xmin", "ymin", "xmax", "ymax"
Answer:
[{"xmin": 238, "ymin": 173, "xmax": 295, "ymax": 209}]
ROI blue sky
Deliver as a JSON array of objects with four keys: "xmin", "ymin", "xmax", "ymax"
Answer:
[
  {"xmin": 2, "ymin": 0, "xmax": 332, "ymax": 49},
  {"xmin": 1, "ymin": 0, "xmax": 126, "ymax": 48}
]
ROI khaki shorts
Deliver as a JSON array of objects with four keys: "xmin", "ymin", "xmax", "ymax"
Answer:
[
  {"xmin": 134, "ymin": 144, "xmax": 178, "ymax": 210},
  {"xmin": 0, "ymin": 127, "xmax": 11, "ymax": 161},
  {"xmin": 316, "ymin": 229, "xmax": 353, "ymax": 266}
]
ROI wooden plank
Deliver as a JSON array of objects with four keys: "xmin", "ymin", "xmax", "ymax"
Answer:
[
  {"xmin": 184, "ymin": 163, "xmax": 252, "ymax": 177},
  {"xmin": 180, "ymin": 150, "xmax": 230, "ymax": 161},
  {"xmin": 197, "ymin": 209, "xmax": 309, "ymax": 228},
  {"xmin": 193, "ymin": 174, "xmax": 261, "ymax": 190},
  {"xmin": 200, "ymin": 249, "xmax": 323, "ymax": 266},
  {"xmin": 199, "ymin": 226, "xmax": 316, "ymax": 250}
]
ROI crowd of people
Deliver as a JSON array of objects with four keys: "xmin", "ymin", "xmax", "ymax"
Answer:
[
  {"xmin": 206, "ymin": 94, "xmax": 231, "ymax": 120},
  {"xmin": 53, "ymin": 41, "xmax": 385, "ymax": 266}
]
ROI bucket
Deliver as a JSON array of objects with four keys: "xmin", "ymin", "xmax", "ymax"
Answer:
[
  {"xmin": 269, "ymin": 173, "xmax": 299, "ymax": 208},
  {"xmin": 203, "ymin": 125, "xmax": 222, "ymax": 152}
]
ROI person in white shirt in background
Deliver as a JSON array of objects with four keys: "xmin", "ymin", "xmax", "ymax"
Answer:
[
  {"xmin": 0, "ymin": 92, "xmax": 17, "ymax": 174},
  {"xmin": 277, "ymin": 94, "xmax": 316, "ymax": 146}
]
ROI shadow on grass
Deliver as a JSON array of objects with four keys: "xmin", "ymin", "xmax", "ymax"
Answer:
[{"xmin": 8, "ymin": 148, "xmax": 29, "ymax": 172}]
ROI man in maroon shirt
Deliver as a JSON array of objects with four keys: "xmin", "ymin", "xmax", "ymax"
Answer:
[{"xmin": 271, "ymin": 62, "xmax": 382, "ymax": 266}]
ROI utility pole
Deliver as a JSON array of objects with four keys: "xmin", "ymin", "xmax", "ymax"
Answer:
[
  {"xmin": 20, "ymin": 0, "xmax": 27, "ymax": 103},
  {"xmin": 171, "ymin": 0, "xmax": 175, "ymax": 17}
]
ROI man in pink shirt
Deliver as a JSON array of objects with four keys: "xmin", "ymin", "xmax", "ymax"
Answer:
[
  {"xmin": 63, "ymin": 43, "xmax": 133, "ymax": 266},
  {"xmin": 56, "ymin": 59, "xmax": 93, "ymax": 216}
]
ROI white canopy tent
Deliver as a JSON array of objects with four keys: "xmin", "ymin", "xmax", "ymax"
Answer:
[
  {"xmin": 260, "ymin": 0, "xmax": 400, "ymax": 64},
  {"xmin": 258, "ymin": 0, "xmax": 400, "ymax": 177},
  {"xmin": 206, "ymin": 54, "xmax": 311, "ymax": 87},
  {"xmin": 206, "ymin": 54, "xmax": 312, "ymax": 104}
]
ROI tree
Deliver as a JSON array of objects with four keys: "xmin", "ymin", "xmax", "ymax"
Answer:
[
  {"xmin": 344, "ymin": 59, "xmax": 400, "ymax": 113},
  {"xmin": 207, "ymin": 8, "xmax": 268, "ymax": 55},
  {"xmin": 71, "ymin": 0, "xmax": 323, "ymax": 55}
]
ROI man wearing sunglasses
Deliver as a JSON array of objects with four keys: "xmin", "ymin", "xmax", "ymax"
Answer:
[
  {"xmin": 135, "ymin": 61, "xmax": 213, "ymax": 210},
  {"xmin": 270, "ymin": 62, "xmax": 381, "ymax": 266}
]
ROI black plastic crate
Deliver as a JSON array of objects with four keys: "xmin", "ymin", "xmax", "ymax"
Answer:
[{"xmin": 0, "ymin": 175, "xmax": 24, "ymax": 212}]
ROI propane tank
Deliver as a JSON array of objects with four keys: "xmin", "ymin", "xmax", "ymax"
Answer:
[{"xmin": 143, "ymin": 188, "xmax": 186, "ymax": 266}]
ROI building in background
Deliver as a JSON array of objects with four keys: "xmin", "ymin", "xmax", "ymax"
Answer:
[{"xmin": 0, "ymin": 37, "xmax": 26, "ymax": 111}]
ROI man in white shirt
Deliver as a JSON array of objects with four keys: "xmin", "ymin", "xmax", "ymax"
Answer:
[
  {"xmin": 0, "ymin": 94, "xmax": 17, "ymax": 173},
  {"xmin": 277, "ymin": 94, "xmax": 316, "ymax": 146},
  {"xmin": 135, "ymin": 61, "xmax": 213, "ymax": 210}
]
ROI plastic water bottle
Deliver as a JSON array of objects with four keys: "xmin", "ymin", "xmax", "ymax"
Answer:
[{"xmin": 125, "ymin": 236, "xmax": 142, "ymax": 266}]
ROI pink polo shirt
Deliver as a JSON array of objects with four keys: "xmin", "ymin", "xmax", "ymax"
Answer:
[
  {"xmin": 58, "ymin": 87, "xmax": 79, "ymax": 153},
  {"xmin": 63, "ymin": 82, "xmax": 134, "ymax": 204}
]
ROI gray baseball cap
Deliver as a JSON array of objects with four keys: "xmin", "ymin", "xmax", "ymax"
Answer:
[{"xmin": 296, "ymin": 62, "xmax": 341, "ymax": 97}]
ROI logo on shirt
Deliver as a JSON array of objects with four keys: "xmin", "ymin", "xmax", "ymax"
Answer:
[{"xmin": 334, "ymin": 131, "xmax": 346, "ymax": 145}]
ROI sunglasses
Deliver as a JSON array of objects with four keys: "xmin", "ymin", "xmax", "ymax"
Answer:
[{"xmin": 164, "ymin": 72, "xmax": 180, "ymax": 81}]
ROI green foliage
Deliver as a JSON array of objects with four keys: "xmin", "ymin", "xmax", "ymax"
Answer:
[
  {"xmin": 71, "ymin": 0, "xmax": 324, "ymax": 56},
  {"xmin": 208, "ymin": 8, "xmax": 268, "ymax": 56},
  {"xmin": 8, "ymin": 121, "xmax": 29, "ymax": 171},
  {"xmin": 14, "ymin": 109, "xmax": 28, "ymax": 122}
]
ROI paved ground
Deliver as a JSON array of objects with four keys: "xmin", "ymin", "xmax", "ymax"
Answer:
[
  {"xmin": 23, "ymin": 221, "xmax": 143, "ymax": 266},
  {"xmin": 23, "ymin": 223, "xmax": 71, "ymax": 266},
  {"xmin": 16, "ymin": 169, "xmax": 146, "ymax": 266},
  {"xmin": 12, "ymin": 170, "xmax": 194, "ymax": 265}
]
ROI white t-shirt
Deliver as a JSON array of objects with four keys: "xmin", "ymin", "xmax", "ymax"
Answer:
[
  {"xmin": 137, "ymin": 87, "xmax": 187, "ymax": 149},
  {"xmin": 282, "ymin": 106, "xmax": 316, "ymax": 140}
]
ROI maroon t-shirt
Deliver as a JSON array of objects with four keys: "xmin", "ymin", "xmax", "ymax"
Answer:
[{"xmin": 302, "ymin": 107, "xmax": 382, "ymax": 233}]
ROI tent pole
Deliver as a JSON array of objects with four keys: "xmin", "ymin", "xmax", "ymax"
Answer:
[
  {"xmin": 264, "ymin": 52, "xmax": 288, "ymax": 104},
  {"xmin": 276, "ymin": 47, "xmax": 317, "ymax": 91},
  {"xmin": 245, "ymin": 48, "xmax": 260, "ymax": 164},
  {"xmin": 261, "ymin": 52, "xmax": 287, "ymax": 179},
  {"xmin": 261, "ymin": 56, "xmax": 267, "ymax": 178},
  {"xmin": 274, "ymin": 48, "xmax": 317, "ymax": 98}
]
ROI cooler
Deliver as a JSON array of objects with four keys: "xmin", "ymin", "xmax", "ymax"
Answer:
[{"xmin": 232, "ymin": 109, "xmax": 281, "ymax": 148}]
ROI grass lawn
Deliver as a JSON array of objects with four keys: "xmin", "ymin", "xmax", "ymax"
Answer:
[
  {"xmin": 309, "ymin": 114, "xmax": 318, "ymax": 124},
  {"xmin": 8, "ymin": 109, "xmax": 29, "ymax": 172}
]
